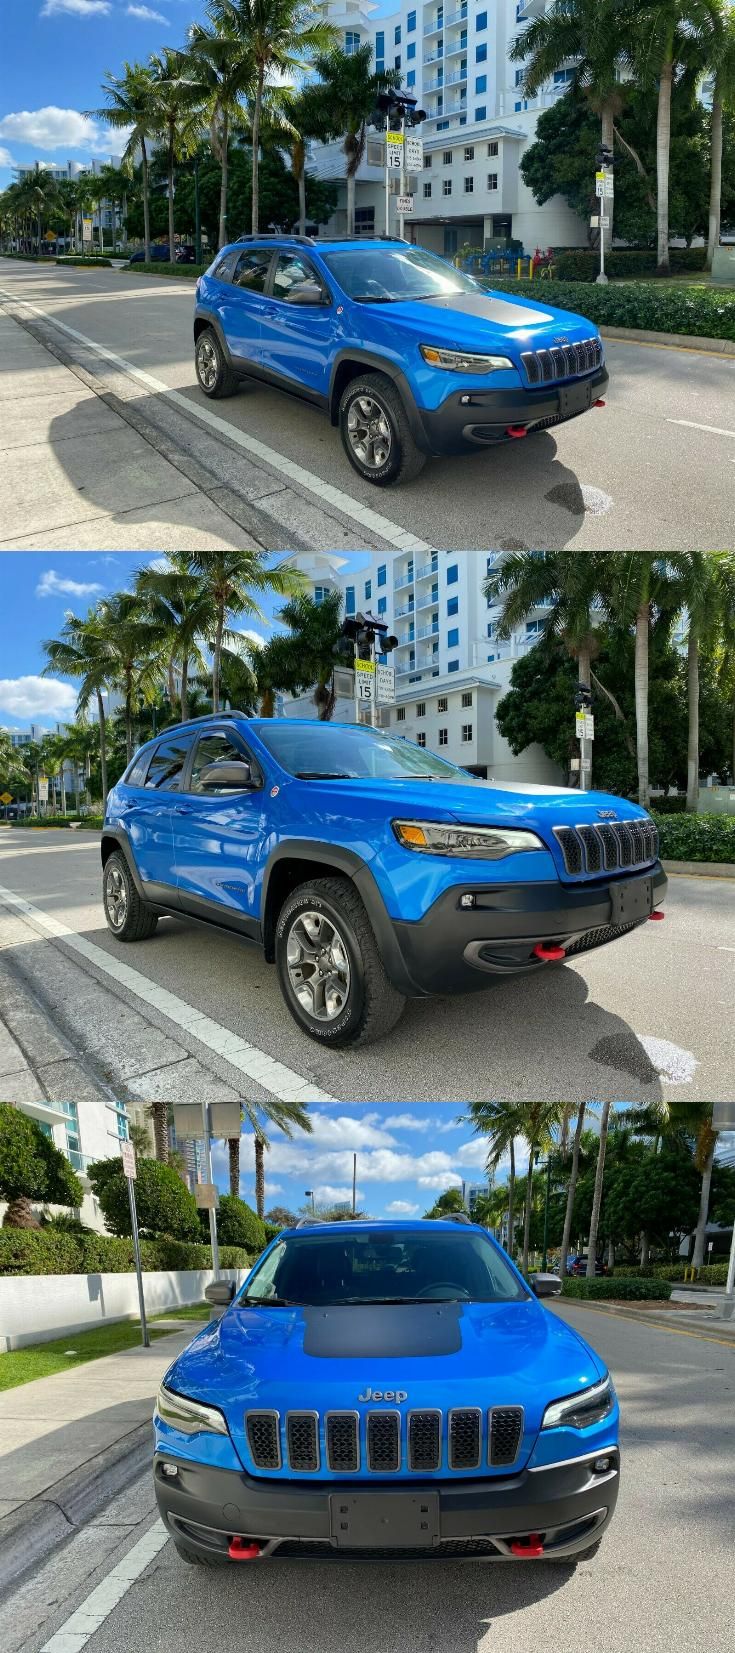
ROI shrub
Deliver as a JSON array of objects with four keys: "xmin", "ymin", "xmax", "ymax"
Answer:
[
  {"xmin": 0, "ymin": 1229, "xmax": 250, "ymax": 1275},
  {"xmin": 648, "ymin": 795, "xmax": 687, "ymax": 814},
  {"xmin": 698, "ymin": 1263, "xmax": 728, "ymax": 1285},
  {"xmin": 126, "ymin": 262, "xmax": 207, "ymax": 279},
  {"xmin": 200, "ymin": 1195, "xmax": 266, "ymax": 1254},
  {"xmin": 477, "ymin": 277, "xmax": 735, "ymax": 343},
  {"xmin": 0, "ymin": 1229, "xmax": 84, "ymax": 1275},
  {"xmin": 55, "ymin": 256, "xmax": 111, "ymax": 267},
  {"xmin": 652, "ymin": 811, "xmax": 735, "ymax": 864},
  {"xmin": 88, "ymin": 1156, "xmax": 200, "ymax": 1240},
  {"xmin": 562, "ymin": 1276, "xmax": 672, "ymax": 1301},
  {"xmin": 219, "ymin": 1245, "xmax": 251, "ymax": 1270},
  {"xmin": 553, "ymin": 248, "xmax": 706, "ymax": 282},
  {"xmin": 263, "ymin": 1222, "xmax": 282, "ymax": 1244},
  {"xmin": 0, "ymin": 1102, "xmax": 84, "ymax": 1223},
  {"xmin": 11, "ymin": 815, "xmax": 104, "ymax": 829}
]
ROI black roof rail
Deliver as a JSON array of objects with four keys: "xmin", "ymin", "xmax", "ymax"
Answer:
[
  {"xmin": 234, "ymin": 232, "xmax": 316, "ymax": 245},
  {"xmin": 445, "ymin": 1212, "xmax": 473, "ymax": 1225},
  {"xmin": 295, "ymin": 1215, "xmax": 323, "ymax": 1227},
  {"xmin": 170, "ymin": 710, "xmax": 250, "ymax": 728}
]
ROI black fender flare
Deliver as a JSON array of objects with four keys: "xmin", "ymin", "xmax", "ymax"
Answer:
[
  {"xmin": 101, "ymin": 826, "xmax": 146, "ymax": 895},
  {"xmin": 327, "ymin": 349, "xmax": 429, "ymax": 450},
  {"xmin": 193, "ymin": 307, "xmax": 235, "ymax": 368}
]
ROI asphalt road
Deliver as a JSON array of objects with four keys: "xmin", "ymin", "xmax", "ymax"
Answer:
[
  {"xmin": 1, "ymin": 261, "xmax": 734, "ymax": 551},
  {"xmin": 0, "ymin": 830, "xmax": 732, "ymax": 1105},
  {"xmin": 7, "ymin": 1303, "xmax": 733, "ymax": 1653}
]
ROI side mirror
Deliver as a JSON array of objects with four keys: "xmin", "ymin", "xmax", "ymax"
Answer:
[
  {"xmin": 197, "ymin": 760, "xmax": 253, "ymax": 791},
  {"xmin": 205, "ymin": 1280, "xmax": 236, "ymax": 1307},
  {"xmin": 286, "ymin": 282, "xmax": 328, "ymax": 306},
  {"xmin": 531, "ymin": 1276, "xmax": 559, "ymax": 1299}
]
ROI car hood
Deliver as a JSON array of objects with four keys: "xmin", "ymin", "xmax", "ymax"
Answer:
[
  {"xmin": 292, "ymin": 774, "xmax": 650, "ymax": 835},
  {"xmin": 164, "ymin": 1298, "xmax": 605, "ymax": 1473},
  {"xmin": 363, "ymin": 289, "xmax": 599, "ymax": 353}
]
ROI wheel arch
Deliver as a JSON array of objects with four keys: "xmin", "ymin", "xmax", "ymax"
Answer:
[
  {"xmin": 101, "ymin": 828, "xmax": 146, "ymax": 899},
  {"xmin": 261, "ymin": 841, "xmax": 422, "ymax": 996},
  {"xmin": 193, "ymin": 309, "xmax": 234, "ymax": 365},
  {"xmin": 328, "ymin": 350, "xmax": 428, "ymax": 450}
]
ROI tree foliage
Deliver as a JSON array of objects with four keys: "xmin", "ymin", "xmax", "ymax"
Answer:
[
  {"xmin": 198, "ymin": 1193, "xmax": 266, "ymax": 1252},
  {"xmin": 87, "ymin": 1155, "xmax": 200, "ymax": 1240},
  {"xmin": 0, "ymin": 1105, "xmax": 84, "ymax": 1226}
]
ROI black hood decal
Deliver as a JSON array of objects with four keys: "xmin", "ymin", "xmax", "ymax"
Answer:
[{"xmin": 302, "ymin": 1303, "xmax": 462, "ymax": 1358}]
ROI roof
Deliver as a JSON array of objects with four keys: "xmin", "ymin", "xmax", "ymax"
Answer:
[{"xmin": 288, "ymin": 1218, "xmax": 479, "ymax": 1234}]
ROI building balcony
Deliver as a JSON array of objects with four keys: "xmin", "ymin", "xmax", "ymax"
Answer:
[
  {"xmin": 416, "ymin": 588, "xmax": 439, "ymax": 611},
  {"xmin": 416, "ymin": 624, "xmax": 440, "ymax": 640},
  {"xmin": 394, "ymin": 572, "xmax": 415, "ymax": 591},
  {"xmin": 424, "ymin": 18, "xmax": 445, "ymax": 36},
  {"xmin": 68, "ymin": 1149, "xmax": 93, "ymax": 1174},
  {"xmin": 445, "ymin": 7, "xmax": 469, "ymax": 25},
  {"xmin": 394, "ymin": 601, "xmax": 415, "ymax": 619},
  {"xmin": 445, "ymin": 39, "xmax": 468, "ymax": 59},
  {"xmin": 416, "ymin": 559, "xmax": 439, "ymax": 579},
  {"xmin": 424, "ymin": 51, "xmax": 444, "ymax": 65},
  {"xmin": 396, "ymin": 633, "xmax": 416, "ymax": 648},
  {"xmin": 14, "ymin": 1101, "xmax": 73, "ymax": 1130}
]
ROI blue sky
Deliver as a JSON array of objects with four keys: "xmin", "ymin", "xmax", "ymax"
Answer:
[
  {"xmin": 0, "ymin": 0, "xmax": 395, "ymax": 190},
  {"xmin": 0, "ymin": 552, "xmax": 369, "ymax": 731},
  {"xmin": 209, "ymin": 1105, "xmax": 499, "ymax": 1219}
]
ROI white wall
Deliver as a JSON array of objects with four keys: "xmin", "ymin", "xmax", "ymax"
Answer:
[{"xmin": 0, "ymin": 1268, "xmax": 248, "ymax": 1352}]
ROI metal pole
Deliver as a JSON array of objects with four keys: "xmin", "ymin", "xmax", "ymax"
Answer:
[
  {"xmin": 127, "ymin": 1176, "xmax": 150, "ymax": 1347},
  {"xmin": 194, "ymin": 153, "xmax": 202, "ymax": 265},
  {"xmin": 201, "ymin": 1100, "xmax": 221, "ymax": 1280},
  {"xmin": 398, "ymin": 111, "xmax": 407, "ymax": 243},
  {"xmin": 352, "ymin": 1153, "xmax": 357, "ymax": 1216},
  {"xmin": 721, "ymin": 1221, "xmax": 735, "ymax": 1318},
  {"xmin": 385, "ymin": 111, "xmax": 391, "ymax": 235},
  {"xmin": 580, "ymin": 732, "xmax": 590, "ymax": 792},
  {"xmin": 369, "ymin": 632, "xmax": 378, "ymax": 729},
  {"xmin": 542, "ymin": 1157, "xmax": 551, "ymax": 1271}
]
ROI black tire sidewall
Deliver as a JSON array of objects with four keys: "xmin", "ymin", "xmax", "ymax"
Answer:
[
  {"xmin": 195, "ymin": 328, "xmax": 225, "ymax": 397},
  {"xmin": 103, "ymin": 851, "xmax": 134, "ymax": 936},
  {"xmin": 339, "ymin": 379, "xmax": 403, "ymax": 484},
  {"xmin": 275, "ymin": 888, "xmax": 367, "ymax": 1045}
]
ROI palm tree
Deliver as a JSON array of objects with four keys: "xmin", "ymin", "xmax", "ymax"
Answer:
[
  {"xmin": 603, "ymin": 555, "xmax": 691, "ymax": 807},
  {"xmin": 17, "ymin": 166, "xmax": 62, "ymax": 255},
  {"xmin": 42, "ymin": 609, "xmax": 118, "ymax": 809},
  {"xmin": 149, "ymin": 49, "xmax": 201, "ymax": 267},
  {"xmin": 585, "ymin": 1098, "xmax": 614, "ymax": 1276},
  {"xmin": 88, "ymin": 62, "xmax": 157, "ymax": 262},
  {"xmin": 238, "ymin": 1101, "xmax": 313, "ymax": 1218},
  {"xmin": 666, "ymin": 552, "xmax": 729, "ymax": 811},
  {"xmin": 625, "ymin": 1100, "xmax": 718, "ymax": 1270},
  {"xmin": 509, "ymin": 0, "xmax": 626, "ymax": 262},
  {"xmin": 302, "ymin": 44, "xmax": 400, "ymax": 235},
  {"xmin": 272, "ymin": 589, "xmax": 343, "ymax": 719},
  {"xmin": 459, "ymin": 1100, "xmax": 527, "ymax": 1261},
  {"xmin": 704, "ymin": 4, "xmax": 735, "ymax": 270},
  {"xmin": 559, "ymin": 1101, "xmax": 589, "ymax": 1279},
  {"xmin": 188, "ymin": 552, "xmax": 301, "ymax": 712},
  {"xmin": 283, "ymin": 88, "xmax": 318, "ymax": 236},
  {"xmin": 181, "ymin": 18, "xmax": 255, "ymax": 250},
  {"xmin": 134, "ymin": 555, "xmax": 211, "ymax": 723},
  {"xmin": 92, "ymin": 592, "xmax": 166, "ymax": 763},
  {"xmin": 148, "ymin": 1103, "xmax": 169, "ymax": 1163},
  {"xmin": 514, "ymin": 1102, "xmax": 565, "ymax": 1276},
  {"xmin": 209, "ymin": 0, "xmax": 336, "ymax": 235},
  {"xmin": 629, "ymin": 0, "xmax": 719, "ymax": 273}
]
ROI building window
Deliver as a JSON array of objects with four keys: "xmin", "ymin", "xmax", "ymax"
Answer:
[
  {"xmin": 447, "ymin": 596, "xmax": 458, "ymax": 616},
  {"xmin": 417, "ymin": 701, "xmax": 426, "ymax": 718},
  {"xmin": 476, "ymin": 9, "xmax": 487, "ymax": 27},
  {"xmin": 487, "ymin": 621, "xmax": 496, "ymax": 638},
  {"xmin": 365, "ymin": 578, "xmax": 372, "ymax": 600},
  {"xmin": 488, "ymin": 140, "xmax": 498, "ymax": 156},
  {"xmin": 438, "ymin": 696, "xmax": 448, "ymax": 712},
  {"xmin": 438, "ymin": 728, "xmax": 448, "ymax": 746},
  {"xmin": 475, "ymin": 75, "xmax": 486, "ymax": 93},
  {"xmin": 460, "ymin": 29, "xmax": 467, "ymax": 48},
  {"xmin": 461, "ymin": 723, "xmax": 473, "ymax": 742},
  {"xmin": 464, "ymin": 176, "xmax": 474, "ymax": 192},
  {"xmin": 514, "ymin": 100, "xmax": 522, "ymax": 111},
  {"xmin": 461, "ymin": 691, "xmax": 473, "ymax": 708},
  {"xmin": 425, "ymin": 153, "xmax": 432, "ymax": 167},
  {"xmin": 395, "ymin": 25, "xmax": 401, "ymax": 44},
  {"xmin": 378, "ymin": 564, "xmax": 386, "ymax": 586},
  {"xmin": 526, "ymin": 619, "xmax": 543, "ymax": 636},
  {"xmin": 396, "ymin": 707, "xmax": 406, "ymax": 722},
  {"xmin": 408, "ymin": 41, "xmax": 416, "ymax": 60},
  {"xmin": 437, "ymin": 119, "xmax": 449, "ymax": 130},
  {"xmin": 376, "ymin": 29, "xmax": 384, "ymax": 58},
  {"xmin": 354, "ymin": 206, "xmax": 375, "ymax": 236},
  {"xmin": 448, "ymin": 660, "xmax": 459, "ymax": 673},
  {"xmin": 476, "ymin": 43, "xmax": 487, "ymax": 62},
  {"xmin": 407, "ymin": 68, "xmax": 416, "ymax": 85},
  {"xmin": 378, "ymin": 596, "xmax": 387, "ymax": 615},
  {"xmin": 407, "ymin": 10, "xmax": 416, "ymax": 31},
  {"xmin": 447, "ymin": 563, "xmax": 458, "ymax": 584},
  {"xmin": 487, "ymin": 172, "xmax": 498, "ymax": 190},
  {"xmin": 515, "ymin": 68, "xmax": 525, "ymax": 85},
  {"xmin": 345, "ymin": 30, "xmax": 361, "ymax": 54},
  {"xmin": 443, "ymin": 178, "xmax": 452, "ymax": 195},
  {"xmin": 395, "ymin": 53, "xmax": 401, "ymax": 68},
  {"xmin": 475, "ymin": 106, "xmax": 486, "ymax": 120},
  {"xmin": 424, "ymin": 180, "xmax": 432, "ymax": 198},
  {"xmin": 417, "ymin": 731, "xmax": 426, "ymax": 748},
  {"xmin": 443, "ymin": 149, "xmax": 452, "ymax": 165},
  {"xmin": 314, "ymin": 585, "xmax": 328, "ymax": 605},
  {"xmin": 448, "ymin": 627, "xmax": 459, "ymax": 647},
  {"xmin": 553, "ymin": 67, "xmax": 575, "ymax": 85},
  {"xmin": 345, "ymin": 585, "xmax": 356, "ymax": 615},
  {"xmin": 464, "ymin": 145, "xmax": 474, "ymax": 162}
]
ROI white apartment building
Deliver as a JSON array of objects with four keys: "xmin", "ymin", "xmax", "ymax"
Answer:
[
  {"xmin": 2, "ymin": 1101, "xmax": 131, "ymax": 1232},
  {"xmin": 313, "ymin": 0, "xmax": 586, "ymax": 254},
  {"xmin": 13, "ymin": 157, "xmax": 124, "ymax": 244}
]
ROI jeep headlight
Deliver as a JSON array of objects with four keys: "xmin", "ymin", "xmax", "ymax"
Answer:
[
  {"xmin": 541, "ymin": 1375, "xmax": 615, "ymax": 1431},
  {"xmin": 420, "ymin": 345, "xmax": 513, "ymax": 374},
  {"xmin": 392, "ymin": 820, "xmax": 545, "ymax": 859},
  {"xmin": 155, "ymin": 1381, "xmax": 229, "ymax": 1437}
]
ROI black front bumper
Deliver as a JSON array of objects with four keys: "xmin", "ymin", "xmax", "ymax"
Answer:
[
  {"xmin": 376, "ymin": 862, "xmax": 667, "ymax": 998},
  {"xmin": 154, "ymin": 1450, "xmax": 619, "ymax": 1562},
  {"xmin": 416, "ymin": 366, "xmax": 609, "ymax": 456}
]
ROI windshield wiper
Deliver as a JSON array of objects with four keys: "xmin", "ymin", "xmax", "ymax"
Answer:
[
  {"xmin": 295, "ymin": 770, "xmax": 353, "ymax": 780},
  {"xmin": 243, "ymin": 1296, "xmax": 300, "ymax": 1307},
  {"xmin": 352, "ymin": 294, "xmax": 396, "ymax": 303},
  {"xmin": 331, "ymin": 1296, "xmax": 466, "ymax": 1306}
]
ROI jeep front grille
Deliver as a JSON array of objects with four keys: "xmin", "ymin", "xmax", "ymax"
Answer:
[
  {"xmin": 449, "ymin": 1408, "xmax": 482, "ymax": 1470},
  {"xmin": 552, "ymin": 820, "xmax": 658, "ymax": 878},
  {"xmin": 326, "ymin": 1413, "xmax": 359, "ymax": 1473},
  {"xmin": 245, "ymin": 1406, "xmax": 526, "ymax": 1475},
  {"xmin": 367, "ymin": 1412, "xmax": 400, "ymax": 1472},
  {"xmin": 246, "ymin": 1411, "xmax": 281, "ymax": 1470},
  {"xmin": 489, "ymin": 1407, "xmax": 524, "ymax": 1467},
  {"xmin": 521, "ymin": 337, "xmax": 603, "ymax": 385},
  {"xmin": 408, "ymin": 1410, "xmax": 442, "ymax": 1472},
  {"xmin": 286, "ymin": 1412, "xmax": 319, "ymax": 1473}
]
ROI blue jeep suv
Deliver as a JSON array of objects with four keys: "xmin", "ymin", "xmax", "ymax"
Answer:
[
  {"xmin": 101, "ymin": 712, "xmax": 666, "ymax": 1048},
  {"xmin": 193, "ymin": 236, "xmax": 608, "ymax": 485},
  {"xmin": 153, "ymin": 1217, "xmax": 620, "ymax": 1566}
]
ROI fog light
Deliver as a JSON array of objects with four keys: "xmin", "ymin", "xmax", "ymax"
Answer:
[
  {"xmin": 592, "ymin": 1456, "xmax": 612, "ymax": 1474},
  {"xmin": 460, "ymin": 893, "xmax": 475, "ymax": 908},
  {"xmin": 162, "ymin": 1464, "xmax": 178, "ymax": 1478},
  {"xmin": 460, "ymin": 395, "xmax": 471, "ymax": 405}
]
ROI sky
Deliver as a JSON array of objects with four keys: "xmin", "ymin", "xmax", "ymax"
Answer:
[{"xmin": 208, "ymin": 1104, "xmax": 504, "ymax": 1219}]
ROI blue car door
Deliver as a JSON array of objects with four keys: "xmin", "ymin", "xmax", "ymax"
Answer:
[
  {"xmin": 122, "ymin": 733, "xmax": 195, "ymax": 900},
  {"xmin": 259, "ymin": 250, "xmax": 336, "ymax": 396},
  {"xmin": 217, "ymin": 246, "xmax": 275, "ymax": 368},
  {"xmin": 171, "ymin": 727, "xmax": 270, "ymax": 933}
]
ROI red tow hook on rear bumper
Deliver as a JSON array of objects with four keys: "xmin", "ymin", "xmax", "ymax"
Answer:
[
  {"xmin": 228, "ymin": 1538, "xmax": 262, "ymax": 1560},
  {"xmin": 510, "ymin": 1534, "xmax": 545, "ymax": 1558},
  {"xmin": 505, "ymin": 425, "xmax": 528, "ymax": 438},
  {"xmin": 649, "ymin": 910, "xmax": 665, "ymax": 921},
  {"xmin": 532, "ymin": 943, "xmax": 566, "ymax": 962}
]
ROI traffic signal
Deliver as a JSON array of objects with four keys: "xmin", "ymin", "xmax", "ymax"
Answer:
[
  {"xmin": 596, "ymin": 145, "xmax": 615, "ymax": 169},
  {"xmin": 334, "ymin": 612, "xmax": 399, "ymax": 663},
  {"xmin": 574, "ymin": 684, "xmax": 593, "ymax": 711}
]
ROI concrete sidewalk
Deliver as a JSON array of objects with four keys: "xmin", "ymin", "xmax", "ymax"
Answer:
[{"xmin": 0, "ymin": 1328, "xmax": 192, "ymax": 1598}]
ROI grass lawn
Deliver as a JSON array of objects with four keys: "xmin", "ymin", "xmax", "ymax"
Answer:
[
  {"xmin": 0, "ymin": 1321, "xmax": 170, "ymax": 1392},
  {"xmin": 151, "ymin": 1302, "xmax": 210, "ymax": 1322}
]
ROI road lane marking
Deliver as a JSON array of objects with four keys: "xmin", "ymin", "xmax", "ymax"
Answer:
[
  {"xmin": 0, "ymin": 289, "xmax": 437, "ymax": 554},
  {"xmin": 667, "ymin": 418, "xmax": 735, "ymax": 439},
  {"xmin": 40, "ymin": 1519, "xmax": 169, "ymax": 1653},
  {"xmin": 0, "ymin": 881, "xmax": 339, "ymax": 1105}
]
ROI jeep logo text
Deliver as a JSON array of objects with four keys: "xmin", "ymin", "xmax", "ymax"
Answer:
[{"xmin": 358, "ymin": 1387, "xmax": 408, "ymax": 1403}]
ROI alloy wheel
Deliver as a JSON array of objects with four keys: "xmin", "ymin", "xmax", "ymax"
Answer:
[
  {"xmin": 286, "ymin": 910, "xmax": 351, "ymax": 1021},
  {"xmin": 105, "ymin": 865, "xmax": 127, "ymax": 930},
  {"xmin": 197, "ymin": 337, "xmax": 218, "ymax": 391},
  {"xmin": 346, "ymin": 395, "xmax": 392, "ymax": 470}
]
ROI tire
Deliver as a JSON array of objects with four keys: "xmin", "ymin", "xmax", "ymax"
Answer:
[
  {"xmin": 338, "ymin": 372, "xmax": 427, "ymax": 486},
  {"xmin": 102, "ymin": 850, "xmax": 159, "ymax": 942},
  {"xmin": 194, "ymin": 325, "xmax": 240, "ymax": 399},
  {"xmin": 173, "ymin": 1542, "xmax": 229, "ymax": 1567},
  {"xmin": 275, "ymin": 876, "xmax": 406, "ymax": 1048}
]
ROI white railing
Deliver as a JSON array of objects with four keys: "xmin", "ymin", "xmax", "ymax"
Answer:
[
  {"xmin": 416, "ymin": 560, "xmax": 439, "ymax": 579},
  {"xmin": 394, "ymin": 572, "xmax": 415, "ymax": 591},
  {"xmin": 417, "ymin": 624, "xmax": 439, "ymax": 640},
  {"xmin": 395, "ymin": 602, "xmax": 415, "ymax": 619}
]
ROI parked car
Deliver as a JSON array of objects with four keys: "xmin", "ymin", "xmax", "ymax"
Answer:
[
  {"xmin": 128, "ymin": 245, "xmax": 172, "ymax": 264},
  {"xmin": 176, "ymin": 244, "xmax": 198, "ymax": 264},
  {"xmin": 101, "ymin": 712, "xmax": 666, "ymax": 1048},
  {"xmin": 153, "ymin": 1216, "xmax": 619, "ymax": 1566},
  {"xmin": 529, "ymin": 1271, "xmax": 562, "ymax": 1295},
  {"xmin": 568, "ymin": 1256, "xmax": 607, "ymax": 1278},
  {"xmin": 192, "ymin": 234, "xmax": 609, "ymax": 485}
]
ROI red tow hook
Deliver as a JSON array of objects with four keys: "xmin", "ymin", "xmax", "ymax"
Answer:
[
  {"xmin": 228, "ymin": 1538, "xmax": 262, "ymax": 1560},
  {"xmin": 648, "ymin": 910, "xmax": 665, "ymax": 921},
  {"xmin": 510, "ymin": 1533, "xmax": 545, "ymax": 1558},
  {"xmin": 506, "ymin": 425, "xmax": 528, "ymax": 438},
  {"xmin": 532, "ymin": 943, "xmax": 566, "ymax": 962},
  {"xmin": 594, "ymin": 398, "xmax": 606, "ymax": 407}
]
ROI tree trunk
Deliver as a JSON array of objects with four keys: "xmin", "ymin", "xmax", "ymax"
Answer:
[
  {"xmin": 586, "ymin": 1097, "xmax": 612, "ymax": 1276},
  {"xmin": 149, "ymin": 1102, "xmax": 169, "ymax": 1163},
  {"xmin": 705, "ymin": 89, "xmax": 722, "ymax": 272},
  {"xmin": 298, "ymin": 169, "xmax": 306, "ymax": 238},
  {"xmin": 251, "ymin": 70, "xmax": 264, "ymax": 235},
  {"xmin": 656, "ymin": 56, "xmax": 673, "ymax": 274},
  {"xmin": 168, "ymin": 133, "xmax": 176, "ymax": 267},
  {"xmin": 559, "ymin": 1102, "xmax": 586, "ymax": 1278},
  {"xmin": 685, "ymin": 626, "xmax": 699, "ymax": 813},
  {"xmin": 346, "ymin": 167, "xmax": 356, "ymax": 237},
  {"xmin": 212, "ymin": 606, "xmax": 224, "ymax": 712},
  {"xmin": 124, "ymin": 671, "xmax": 133, "ymax": 764},
  {"xmin": 141, "ymin": 137, "xmax": 151, "ymax": 263},
  {"xmin": 227, "ymin": 1137, "xmax": 240, "ymax": 1197},
  {"xmin": 635, "ymin": 602, "xmax": 650, "ymax": 807},
  {"xmin": 219, "ymin": 110, "xmax": 229, "ymax": 250},
  {"xmin": 254, "ymin": 1137, "xmax": 265, "ymax": 1219},
  {"xmin": 180, "ymin": 657, "xmax": 189, "ymax": 724},
  {"xmin": 600, "ymin": 100, "xmax": 614, "ymax": 261},
  {"xmin": 506, "ymin": 1139, "xmax": 515, "ymax": 1257},
  {"xmin": 691, "ymin": 1142, "xmax": 715, "ymax": 1269},
  {"xmin": 3, "ymin": 1196, "xmax": 42, "ymax": 1229},
  {"xmin": 522, "ymin": 1145, "xmax": 534, "ymax": 1276},
  {"xmin": 640, "ymin": 1230, "xmax": 650, "ymax": 1268},
  {"xmin": 260, "ymin": 687, "xmax": 275, "ymax": 717},
  {"xmin": 606, "ymin": 1237, "xmax": 614, "ymax": 1271},
  {"xmin": 167, "ymin": 658, "xmax": 177, "ymax": 716}
]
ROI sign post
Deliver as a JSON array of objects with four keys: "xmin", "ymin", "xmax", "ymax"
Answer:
[
  {"xmin": 121, "ymin": 1141, "xmax": 149, "ymax": 1348},
  {"xmin": 201, "ymin": 1102, "xmax": 221, "ymax": 1281},
  {"xmin": 713, "ymin": 1103, "xmax": 735, "ymax": 1317},
  {"xmin": 594, "ymin": 161, "xmax": 614, "ymax": 284},
  {"xmin": 354, "ymin": 657, "xmax": 376, "ymax": 725},
  {"xmin": 385, "ymin": 124, "xmax": 402, "ymax": 234},
  {"xmin": 575, "ymin": 707, "xmax": 594, "ymax": 792}
]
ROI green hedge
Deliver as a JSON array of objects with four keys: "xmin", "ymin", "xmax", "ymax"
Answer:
[
  {"xmin": 613, "ymin": 1261, "xmax": 728, "ymax": 1285},
  {"xmin": 652, "ymin": 811, "xmax": 735, "ymax": 863},
  {"xmin": 562, "ymin": 1276, "xmax": 672, "ymax": 1301},
  {"xmin": 0, "ymin": 1229, "xmax": 250, "ymax": 1276},
  {"xmin": 478, "ymin": 277, "xmax": 735, "ymax": 343},
  {"xmin": 0, "ymin": 252, "xmax": 45, "ymax": 262},
  {"xmin": 55, "ymin": 256, "xmax": 112, "ymax": 267},
  {"xmin": 649, "ymin": 795, "xmax": 687, "ymax": 814},
  {"xmin": 554, "ymin": 248, "xmax": 707, "ymax": 282},
  {"xmin": 125, "ymin": 262, "xmax": 207, "ymax": 279},
  {"xmin": 10, "ymin": 816, "xmax": 104, "ymax": 829}
]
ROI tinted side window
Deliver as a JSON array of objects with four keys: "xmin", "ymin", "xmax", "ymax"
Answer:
[
  {"xmin": 272, "ymin": 252, "xmax": 324, "ymax": 302},
  {"xmin": 144, "ymin": 735, "xmax": 194, "ymax": 791},
  {"xmin": 232, "ymin": 249, "xmax": 272, "ymax": 292},
  {"xmin": 189, "ymin": 731, "xmax": 259, "ymax": 794},
  {"xmin": 125, "ymin": 751, "xmax": 151, "ymax": 787},
  {"xmin": 212, "ymin": 249, "xmax": 239, "ymax": 282}
]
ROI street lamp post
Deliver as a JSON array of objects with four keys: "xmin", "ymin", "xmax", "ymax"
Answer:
[
  {"xmin": 542, "ymin": 1156, "xmax": 552, "ymax": 1272},
  {"xmin": 305, "ymin": 1189, "xmax": 315, "ymax": 1215}
]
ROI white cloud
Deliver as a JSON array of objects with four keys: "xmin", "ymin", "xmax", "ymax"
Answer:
[
  {"xmin": 36, "ymin": 569, "xmax": 104, "ymax": 599},
  {"xmin": 267, "ymin": 1144, "xmax": 459, "ymax": 1187},
  {"xmin": 417, "ymin": 1172, "xmax": 463, "ymax": 1189},
  {"xmin": 386, "ymin": 1200, "xmax": 419, "ymax": 1215},
  {"xmin": 0, "ymin": 676, "xmax": 77, "ymax": 720},
  {"xmin": 296, "ymin": 1111, "xmax": 398, "ymax": 1152},
  {"xmin": 453, "ymin": 1137, "xmax": 495, "ymax": 1169},
  {"xmin": 314, "ymin": 1186, "xmax": 365, "ymax": 1205},
  {"xmin": 41, "ymin": 1, "xmax": 111, "ymax": 17},
  {"xmin": 383, "ymin": 1114, "xmax": 431, "ymax": 1132},
  {"xmin": 236, "ymin": 628, "xmax": 267, "ymax": 650},
  {"xmin": 0, "ymin": 147, "xmax": 16, "ymax": 168},
  {"xmin": 127, "ymin": 4, "xmax": 168, "ymax": 19},
  {"xmin": 0, "ymin": 107, "xmax": 128, "ymax": 156}
]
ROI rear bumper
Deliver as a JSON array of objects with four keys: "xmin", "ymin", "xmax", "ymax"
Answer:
[
  {"xmin": 416, "ymin": 365, "xmax": 609, "ymax": 455},
  {"xmin": 379, "ymin": 861, "xmax": 667, "ymax": 997},
  {"xmin": 154, "ymin": 1449, "xmax": 619, "ymax": 1562}
]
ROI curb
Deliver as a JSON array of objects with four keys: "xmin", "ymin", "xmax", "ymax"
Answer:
[
  {"xmin": 0, "ymin": 1420, "xmax": 152, "ymax": 1602},
  {"xmin": 599, "ymin": 324, "xmax": 735, "ymax": 356},
  {"xmin": 555, "ymin": 1299, "xmax": 735, "ymax": 1345},
  {"xmin": 661, "ymin": 858, "xmax": 735, "ymax": 878}
]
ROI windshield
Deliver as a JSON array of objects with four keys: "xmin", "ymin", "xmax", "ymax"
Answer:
[
  {"xmin": 241, "ymin": 1228, "xmax": 528, "ymax": 1306},
  {"xmin": 322, "ymin": 246, "xmax": 481, "ymax": 303},
  {"xmin": 254, "ymin": 721, "xmax": 467, "ymax": 781}
]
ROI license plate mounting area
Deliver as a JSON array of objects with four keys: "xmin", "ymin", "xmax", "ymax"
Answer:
[{"xmin": 329, "ymin": 1491, "xmax": 440, "ymax": 1549}]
